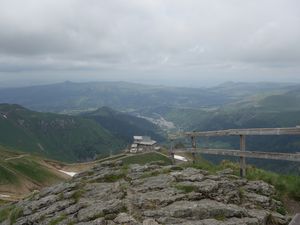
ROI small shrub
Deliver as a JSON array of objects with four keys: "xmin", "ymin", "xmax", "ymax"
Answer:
[
  {"xmin": 214, "ymin": 213, "xmax": 226, "ymax": 221},
  {"xmin": 175, "ymin": 184, "xmax": 197, "ymax": 193},
  {"xmin": 276, "ymin": 206, "xmax": 287, "ymax": 215},
  {"xmin": 71, "ymin": 189, "xmax": 85, "ymax": 203},
  {"xmin": 121, "ymin": 164, "xmax": 129, "ymax": 171},
  {"xmin": 103, "ymin": 172, "xmax": 126, "ymax": 182}
]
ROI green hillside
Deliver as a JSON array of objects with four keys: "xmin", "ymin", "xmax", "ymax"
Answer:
[
  {"xmin": 158, "ymin": 88, "xmax": 300, "ymax": 135},
  {"xmin": 0, "ymin": 104, "xmax": 125, "ymax": 162},
  {"xmin": 82, "ymin": 107, "xmax": 164, "ymax": 142},
  {"xmin": 121, "ymin": 152, "xmax": 172, "ymax": 166},
  {"xmin": 153, "ymin": 92, "xmax": 300, "ymax": 174},
  {"xmin": 0, "ymin": 146, "xmax": 67, "ymax": 197},
  {"xmin": 0, "ymin": 104, "xmax": 165, "ymax": 162},
  {"xmin": 258, "ymin": 89, "xmax": 300, "ymax": 112}
]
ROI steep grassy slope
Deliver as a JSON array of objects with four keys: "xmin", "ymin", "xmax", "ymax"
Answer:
[
  {"xmin": 121, "ymin": 152, "xmax": 172, "ymax": 166},
  {"xmin": 0, "ymin": 146, "xmax": 68, "ymax": 197},
  {"xmin": 0, "ymin": 104, "xmax": 125, "ymax": 162},
  {"xmin": 0, "ymin": 104, "xmax": 165, "ymax": 162}
]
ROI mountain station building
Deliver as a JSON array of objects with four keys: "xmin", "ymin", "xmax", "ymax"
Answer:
[{"xmin": 130, "ymin": 136, "xmax": 158, "ymax": 153}]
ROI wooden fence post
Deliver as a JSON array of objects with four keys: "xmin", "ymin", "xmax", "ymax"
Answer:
[
  {"xmin": 170, "ymin": 139, "xmax": 174, "ymax": 164},
  {"xmin": 240, "ymin": 135, "xmax": 246, "ymax": 177},
  {"xmin": 191, "ymin": 135, "xmax": 196, "ymax": 164}
]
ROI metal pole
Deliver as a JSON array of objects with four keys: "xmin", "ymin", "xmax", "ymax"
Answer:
[{"xmin": 239, "ymin": 135, "xmax": 246, "ymax": 177}]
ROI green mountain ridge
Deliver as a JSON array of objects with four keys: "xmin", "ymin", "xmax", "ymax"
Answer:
[
  {"xmin": 152, "ymin": 92, "xmax": 300, "ymax": 174},
  {"xmin": 0, "ymin": 104, "xmax": 163, "ymax": 162},
  {"xmin": 82, "ymin": 106, "xmax": 164, "ymax": 142}
]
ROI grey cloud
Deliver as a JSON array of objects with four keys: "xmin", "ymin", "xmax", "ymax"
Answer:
[{"xmin": 0, "ymin": 0, "xmax": 299, "ymax": 85}]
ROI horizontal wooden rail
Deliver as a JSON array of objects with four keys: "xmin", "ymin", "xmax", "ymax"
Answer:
[
  {"xmin": 173, "ymin": 148, "xmax": 300, "ymax": 162},
  {"xmin": 170, "ymin": 127, "xmax": 300, "ymax": 177},
  {"xmin": 184, "ymin": 127, "xmax": 300, "ymax": 137}
]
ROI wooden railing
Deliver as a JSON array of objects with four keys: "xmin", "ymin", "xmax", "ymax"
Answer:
[{"xmin": 170, "ymin": 127, "xmax": 300, "ymax": 177}]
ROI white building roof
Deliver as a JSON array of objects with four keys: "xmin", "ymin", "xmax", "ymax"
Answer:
[
  {"xmin": 133, "ymin": 136, "xmax": 143, "ymax": 140},
  {"xmin": 139, "ymin": 140, "xmax": 157, "ymax": 146}
]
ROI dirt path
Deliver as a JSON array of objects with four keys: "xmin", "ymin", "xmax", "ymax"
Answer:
[{"xmin": 4, "ymin": 154, "xmax": 29, "ymax": 161}]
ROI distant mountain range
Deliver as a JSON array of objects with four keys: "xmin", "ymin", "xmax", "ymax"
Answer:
[
  {"xmin": 0, "ymin": 81, "xmax": 300, "ymax": 173},
  {"xmin": 1, "ymin": 81, "xmax": 295, "ymax": 114},
  {"xmin": 0, "ymin": 104, "xmax": 163, "ymax": 162}
]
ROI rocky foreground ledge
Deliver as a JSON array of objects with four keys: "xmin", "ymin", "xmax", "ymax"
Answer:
[{"xmin": 0, "ymin": 161, "xmax": 291, "ymax": 225}]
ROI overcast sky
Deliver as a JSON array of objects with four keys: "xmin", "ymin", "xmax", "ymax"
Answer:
[{"xmin": 0, "ymin": 0, "xmax": 300, "ymax": 87}]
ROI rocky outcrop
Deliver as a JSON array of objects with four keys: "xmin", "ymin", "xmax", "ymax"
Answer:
[{"xmin": 0, "ymin": 161, "xmax": 291, "ymax": 225}]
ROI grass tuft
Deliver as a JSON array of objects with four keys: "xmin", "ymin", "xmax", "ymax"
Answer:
[
  {"xmin": 9, "ymin": 207, "xmax": 23, "ymax": 225},
  {"xmin": 71, "ymin": 189, "xmax": 86, "ymax": 203},
  {"xmin": 0, "ymin": 206, "xmax": 13, "ymax": 223},
  {"xmin": 122, "ymin": 152, "xmax": 172, "ymax": 166},
  {"xmin": 49, "ymin": 214, "xmax": 66, "ymax": 225},
  {"xmin": 214, "ymin": 213, "xmax": 226, "ymax": 221},
  {"xmin": 103, "ymin": 172, "xmax": 126, "ymax": 182},
  {"xmin": 175, "ymin": 184, "xmax": 197, "ymax": 193},
  {"xmin": 183, "ymin": 158, "xmax": 300, "ymax": 202}
]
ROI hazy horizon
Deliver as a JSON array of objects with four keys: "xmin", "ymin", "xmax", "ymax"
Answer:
[{"xmin": 0, "ymin": 78, "xmax": 299, "ymax": 89}]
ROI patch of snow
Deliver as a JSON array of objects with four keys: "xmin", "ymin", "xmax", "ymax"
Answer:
[
  {"xmin": 174, "ymin": 155, "xmax": 188, "ymax": 162},
  {"xmin": 0, "ymin": 194, "xmax": 10, "ymax": 198},
  {"xmin": 37, "ymin": 143, "xmax": 45, "ymax": 151},
  {"xmin": 59, "ymin": 170, "xmax": 77, "ymax": 177}
]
